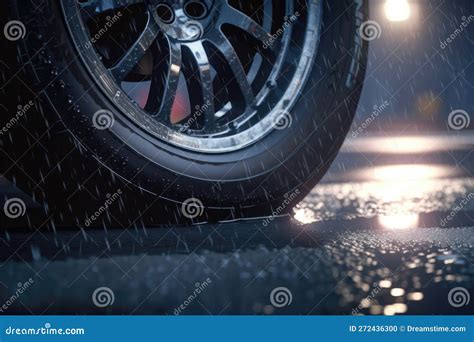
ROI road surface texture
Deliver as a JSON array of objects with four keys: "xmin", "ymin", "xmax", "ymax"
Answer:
[{"xmin": 0, "ymin": 134, "xmax": 473, "ymax": 315}]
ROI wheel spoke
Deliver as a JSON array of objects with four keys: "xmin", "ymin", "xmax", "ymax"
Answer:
[
  {"xmin": 109, "ymin": 14, "xmax": 159, "ymax": 81},
  {"xmin": 150, "ymin": 40, "xmax": 182, "ymax": 122},
  {"xmin": 183, "ymin": 41, "xmax": 216, "ymax": 130},
  {"xmin": 207, "ymin": 30, "xmax": 255, "ymax": 108},
  {"xmin": 219, "ymin": 3, "xmax": 273, "ymax": 48}
]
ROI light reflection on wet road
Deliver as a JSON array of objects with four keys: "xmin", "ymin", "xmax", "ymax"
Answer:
[{"xmin": 0, "ymin": 135, "xmax": 473, "ymax": 315}]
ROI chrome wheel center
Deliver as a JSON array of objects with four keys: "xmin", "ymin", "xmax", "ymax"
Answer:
[{"xmin": 152, "ymin": 4, "xmax": 206, "ymax": 42}]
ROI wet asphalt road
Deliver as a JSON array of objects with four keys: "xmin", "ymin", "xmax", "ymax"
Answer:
[{"xmin": 0, "ymin": 134, "xmax": 473, "ymax": 315}]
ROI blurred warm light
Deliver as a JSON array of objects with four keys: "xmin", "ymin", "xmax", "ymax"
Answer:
[
  {"xmin": 356, "ymin": 164, "xmax": 452, "ymax": 182},
  {"xmin": 343, "ymin": 135, "xmax": 474, "ymax": 155},
  {"xmin": 384, "ymin": 303, "xmax": 407, "ymax": 315},
  {"xmin": 407, "ymin": 292, "xmax": 424, "ymax": 301},
  {"xmin": 371, "ymin": 164, "xmax": 448, "ymax": 181},
  {"xmin": 385, "ymin": 0, "xmax": 411, "ymax": 22},
  {"xmin": 390, "ymin": 288, "xmax": 406, "ymax": 297},
  {"xmin": 382, "ymin": 137, "xmax": 430, "ymax": 154},
  {"xmin": 293, "ymin": 208, "xmax": 316, "ymax": 224},
  {"xmin": 379, "ymin": 213, "xmax": 419, "ymax": 230},
  {"xmin": 368, "ymin": 165, "xmax": 446, "ymax": 213}
]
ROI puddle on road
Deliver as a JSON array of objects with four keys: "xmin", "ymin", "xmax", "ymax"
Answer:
[{"xmin": 294, "ymin": 170, "xmax": 474, "ymax": 227}]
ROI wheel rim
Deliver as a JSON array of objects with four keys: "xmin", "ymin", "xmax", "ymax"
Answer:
[{"xmin": 62, "ymin": 0, "xmax": 322, "ymax": 153}]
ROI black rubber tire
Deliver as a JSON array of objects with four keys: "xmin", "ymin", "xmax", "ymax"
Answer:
[{"xmin": 0, "ymin": 0, "xmax": 368, "ymax": 228}]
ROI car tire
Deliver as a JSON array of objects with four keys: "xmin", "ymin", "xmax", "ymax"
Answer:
[{"xmin": 0, "ymin": 0, "xmax": 368, "ymax": 228}]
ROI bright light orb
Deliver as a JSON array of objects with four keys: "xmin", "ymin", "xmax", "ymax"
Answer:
[
  {"xmin": 385, "ymin": 0, "xmax": 411, "ymax": 22},
  {"xmin": 378, "ymin": 214, "xmax": 419, "ymax": 230}
]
